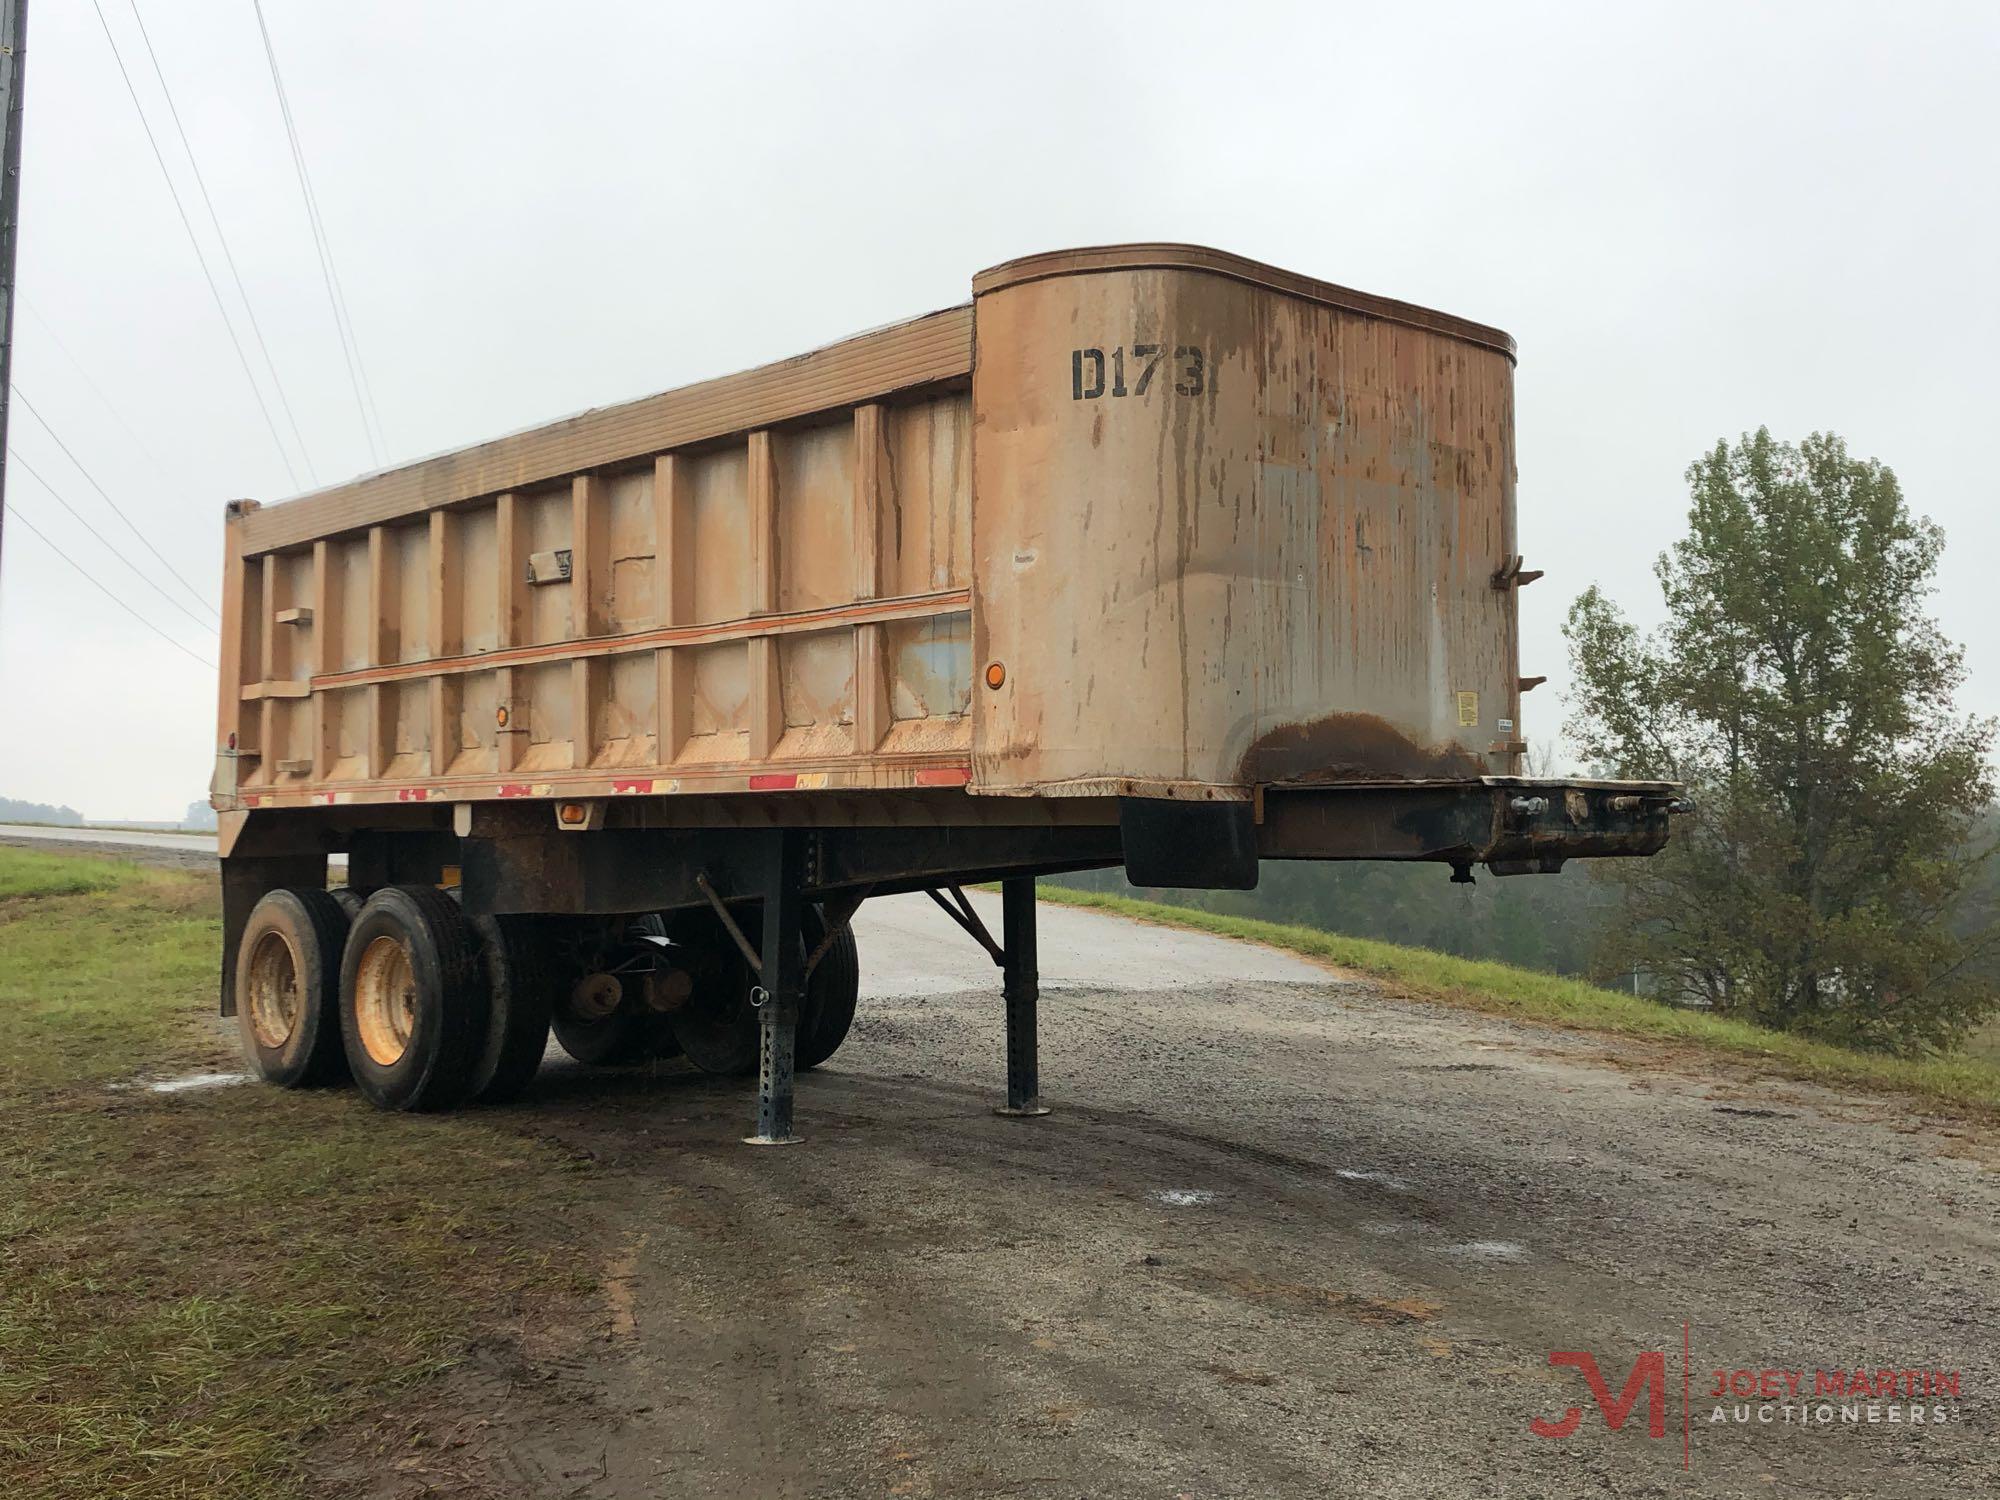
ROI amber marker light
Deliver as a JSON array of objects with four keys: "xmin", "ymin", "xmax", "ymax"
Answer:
[
  {"xmin": 496, "ymin": 705, "xmax": 510, "ymax": 728},
  {"xmin": 985, "ymin": 661, "xmax": 1007, "ymax": 689},
  {"xmin": 557, "ymin": 802, "xmax": 589, "ymax": 826}
]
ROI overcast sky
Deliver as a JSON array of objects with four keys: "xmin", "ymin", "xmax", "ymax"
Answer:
[{"xmin": 1, "ymin": 1, "xmax": 1995, "ymax": 820}]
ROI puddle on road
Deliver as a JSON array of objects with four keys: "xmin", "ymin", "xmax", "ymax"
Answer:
[
  {"xmin": 1150, "ymin": 1188, "xmax": 1218, "ymax": 1207},
  {"xmin": 113, "ymin": 1071, "xmax": 251, "ymax": 1095},
  {"xmin": 1336, "ymin": 1168, "xmax": 1413, "ymax": 1192},
  {"xmin": 1442, "ymin": 1239, "xmax": 1529, "ymax": 1262}
]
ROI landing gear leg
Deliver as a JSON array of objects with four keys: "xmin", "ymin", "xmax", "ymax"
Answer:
[
  {"xmin": 745, "ymin": 830, "xmax": 807, "ymax": 1147},
  {"xmin": 995, "ymin": 876, "xmax": 1050, "ymax": 1118}
]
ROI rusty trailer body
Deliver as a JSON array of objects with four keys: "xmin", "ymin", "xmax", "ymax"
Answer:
[{"xmin": 213, "ymin": 244, "xmax": 1679, "ymax": 1137}]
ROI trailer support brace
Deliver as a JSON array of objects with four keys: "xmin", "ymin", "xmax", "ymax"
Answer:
[
  {"xmin": 925, "ymin": 884, "xmax": 1004, "ymax": 964},
  {"xmin": 996, "ymin": 876, "xmax": 1050, "ymax": 1117},
  {"xmin": 745, "ymin": 830, "xmax": 807, "ymax": 1146},
  {"xmin": 695, "ymin": 870, "xmax": 763, "ymax": 976}
]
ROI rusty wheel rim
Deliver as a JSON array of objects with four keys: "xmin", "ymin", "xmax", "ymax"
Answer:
[
  {"xmin": 353, "ymin": 934, "xmax": 417, "ymax": 1067},
  {"xmin": 245, "ymin": 928, "xmax": 302, "ymax": 1050}
]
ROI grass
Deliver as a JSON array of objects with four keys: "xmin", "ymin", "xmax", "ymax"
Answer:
[
  {"xmin": 1035, "ymin": 883, "xmax": 2000, "ymax": 1117},
  {"xmin": 0, "ymin": 847, "xmax": 125, "ymax": 901},
  {"xmin": 0, "ymin": 847, "xmax": 590, "ymax": 1500}
]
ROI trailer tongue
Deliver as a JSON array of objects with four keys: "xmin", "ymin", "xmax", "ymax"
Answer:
[{"xmin": 213, "ymin": 243, "xmax": 1682, "ymax": 1141}]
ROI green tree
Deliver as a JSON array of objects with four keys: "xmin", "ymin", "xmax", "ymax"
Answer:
[{"xmin": 1565, "ymin": 429, "xmax": 1997, "ymax": 1052}]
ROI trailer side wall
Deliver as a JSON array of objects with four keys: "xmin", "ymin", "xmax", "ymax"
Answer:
[{"xmin": 216, "ymin": 314, "xmax": 979, "ymax": 811}]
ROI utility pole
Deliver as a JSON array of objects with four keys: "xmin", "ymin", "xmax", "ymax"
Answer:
[{"xmin": 0, "ymin": 0, "xmax": 26, "ymax": 598}]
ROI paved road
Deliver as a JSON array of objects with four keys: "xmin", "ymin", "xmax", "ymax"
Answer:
[
  {"xmin": 397, "ymin": 892, "xmax": 1996, "ymax": 1499},
  {"xmin": 17, "ymin": 824, "xmax": 1994, "ymax": 1496},
  {"xmin": 0, "ymin": 823, "xmax": 215, "ymax": 854},
  {"xmin": 0, "ymin": 823, "xmax": 349, "ymax": 872}
]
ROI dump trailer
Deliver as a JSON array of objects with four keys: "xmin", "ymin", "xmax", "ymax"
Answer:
[{"xmin": 213, "ymin": 243, "xmax": 1682, "ymax": 1140}]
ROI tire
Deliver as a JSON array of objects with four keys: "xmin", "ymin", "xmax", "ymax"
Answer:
[
  {"xmin": 329, "ymin": 886, "xmax": 363, "ymax": 921},
  {"xmin": 797, "ymin": 915, "xmax": 859, "ymax": 1071},
  {"xmin": 550, "ymin": 914, "xmax": 679, "ymax": 1068},
  {"xmin": 670, "ymin": 906, "xmax": 858, "ymax": 1075},
  {"xmin": 469, "ymin": 915, "xmax": 556, "ymax": 1103},
  {"xmin": 236, "ymin": 887, "xmax": 352, "ymax": 1088},
  {"xmin": 339, "ymin": 885, "xmax": 486, "ymax": 1112},
  {"xmin": 643, "ymin": 1010, "xmax": 685, "ymax": 1059},
  {"xmin": 552, "ymin": 1007, "xmax": 652, "ymax": 1068},
  {"xmin": 669, "ymin": 916, "xmax": 761, "ymax": 1076}
]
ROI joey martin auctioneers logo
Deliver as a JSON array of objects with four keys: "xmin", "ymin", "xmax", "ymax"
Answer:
[{"xmin": 1529, "ymin": 1328, "xmax": 1964, "ymax": 1469}]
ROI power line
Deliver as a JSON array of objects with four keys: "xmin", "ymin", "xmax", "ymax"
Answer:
[
  {"xmin": 124, "ymin": 0, "xmax": 318, "ymax": 484},
  {"xmin": 88, "ymin": 0, "xmax": 303, "ymax": 490},
  {"xmin": 251, "ymin": 0, "xmax": 382, "ymax": 464},
  {"xmin": 13, "ymin": 386, "xmax": 219, "ymax": 619},
  {"xmin": 7, "ymin": 507, "xmax": 217, "ymax": 668},
  {"xmin": 8, "ymin": 445, "xmax": 216, "ymax": 633},
  {"xmin": 251, "ymin": 0, "xmax": 384, "ymax": 466},
  {"xmin": 18, "ymin": 292, "xmax": 184, "ymax": 490}
]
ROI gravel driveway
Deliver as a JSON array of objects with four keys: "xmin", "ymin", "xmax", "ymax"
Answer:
[{"xmin": 337, "ymin": 890, "xmax": 1995, "ymax": 1499}]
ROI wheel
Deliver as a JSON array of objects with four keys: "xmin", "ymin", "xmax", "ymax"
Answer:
[
  {"xmin": 469, "ymin": 914, "xmax": 557, "ymax": 1103},
  {"xmin": 797, "ymin": 914, "xmax": 859, "ymax": 1071},
  {"xmin": 551, "ymin": 1009, "xmax": 680, "ymax": 1066},
  {"xmin": 643, "ymin": 1010, "xmax": 684, "ymax": 1059},
  {"xmin": 329, "ymin": 886, "xmax": 362, "ymax": 921},
  {"xmin": 549, "ymin": 914, "xmax": 678, "ymax": 1067},
  {"xmin": 669, "ymin": 906, "xmax": 858, "ymax": 1075},
  {"xmin": 551, "ymin": 1007, "xmax": 652, "ymax": 1067},
  {"xmin": 236, "ymin": 887, "xmax": 352, "ymax": 1088},
  {"xmin": 669, "ymin": 987, "xmax": 759, "ymax": 1075},
  {"xmin": 668, "ymin": 915, "xmax": 761, "ymax": 1076},
  {"xmin": 339, "ymin": 885, "xmax": 486, "ymax": 1112}
]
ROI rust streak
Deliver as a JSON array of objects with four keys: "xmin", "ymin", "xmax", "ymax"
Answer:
[{"xmin": 1239, "ymin": 711, "xmax": 1486, "ymax": 786}]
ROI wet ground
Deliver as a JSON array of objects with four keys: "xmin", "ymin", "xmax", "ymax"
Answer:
[
  {"xmin": 14, "ymin": 832, "xmax": 1990, "ymax": 1496},
  {"xmin": 327, "ymin": 890, "xmax": 1999, "ymax": 1499}
]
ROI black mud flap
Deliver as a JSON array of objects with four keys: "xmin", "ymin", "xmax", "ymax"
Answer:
[{"xmin": 1118, "ymin": 798, "xmax": 1259, "ymax": 890}]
